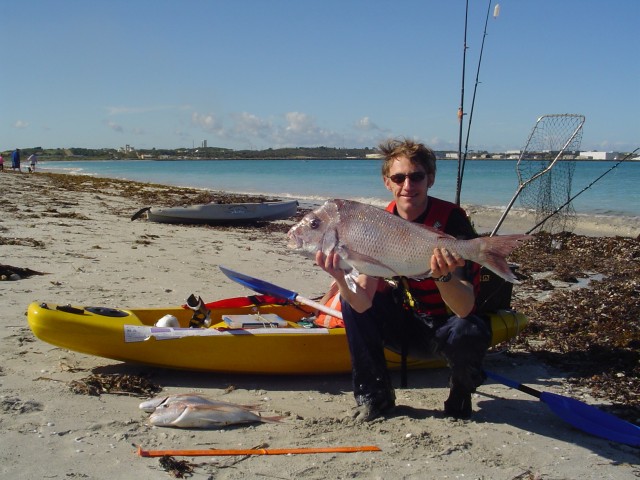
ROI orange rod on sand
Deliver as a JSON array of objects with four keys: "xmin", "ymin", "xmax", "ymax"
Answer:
[{"xmin": 137, "ymin": 445, "xmax": 381, "ymax": 457}]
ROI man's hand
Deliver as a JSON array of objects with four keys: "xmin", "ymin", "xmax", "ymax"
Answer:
[
  {"xmin": 430, "ymin": 247, "xmax": 465, "ymax": 278},
  {"xmin": 315, "ymin": 250, "xmax": 344, "ymax": 281}
]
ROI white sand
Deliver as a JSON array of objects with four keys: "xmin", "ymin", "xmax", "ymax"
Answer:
[{"xmin": 1, "ymin": 171, "xmax": 638, "ymax": 479}]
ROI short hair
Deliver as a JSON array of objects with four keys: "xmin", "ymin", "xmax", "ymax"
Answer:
[{"xmin": 378, "ymin": 138, "xmax": 437, "ymax": 177}]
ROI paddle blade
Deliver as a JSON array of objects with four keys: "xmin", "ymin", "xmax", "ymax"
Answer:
[
  {"xmin": 541, "ymin": 392, "xmax": 640, "ymax": 446},
  {"xmin": 219, "ymin": 266, "xmax": 298, "ymax": 302}
]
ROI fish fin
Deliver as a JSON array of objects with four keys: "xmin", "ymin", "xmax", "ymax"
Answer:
[
  {"xmin": 343, "ymin": 268, "xmax": 360, "ymax": 293},
  {"xmin": 167, "ymin": 402, "xmax": 192, "ymax": 427},
  {"xmin": 474, "ymin": 234, "xmax": 532, "ymax": 283},
  {"xmin": 321, "ymin": 229, "xmax": 338, "ymax": 254},
  {"xmin": 337, "ymin": 246, "xmax": 400, "ymax": 278},
  {"xmin": 259, "ymin": 414, "xmax": 285, "ymax": 423}
]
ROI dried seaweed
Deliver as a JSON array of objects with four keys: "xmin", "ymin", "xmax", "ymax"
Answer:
[
  {"xmin": 69, "ymin": 373, "xmax": 161, "ymax": 397},
  {"xmin": 158, "ymin": 456, "xmax": 195, "ymax": 478},
  {"xmin": 0, "ymin": 264, "xmax": 47, "ymax": 280},
  {"xmin": 0, "ymin": 237, "xmax": 46, "ymax": 248},
  {"xmin": 510, "ymin": 232, "xmax": 640, "ymax": 422}
]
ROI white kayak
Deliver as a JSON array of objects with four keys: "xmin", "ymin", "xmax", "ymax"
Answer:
[{"xmin": 136, "ymin": 200, "xmax": 298, "ymax": 224}]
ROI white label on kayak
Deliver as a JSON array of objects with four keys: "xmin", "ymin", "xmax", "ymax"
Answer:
[{"xmin": 123, "ymin": 325, "xmax": 329, "ymax": 343}]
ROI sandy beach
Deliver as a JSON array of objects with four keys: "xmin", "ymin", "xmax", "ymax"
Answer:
[{"xmin": 1, "ymin": 171, "xmax": 638, "ymax": 479}]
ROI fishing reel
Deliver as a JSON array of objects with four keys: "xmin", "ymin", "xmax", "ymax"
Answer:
[{"xmin": 186, "ymin": 294, "xmax": 211, "ymax": 328}]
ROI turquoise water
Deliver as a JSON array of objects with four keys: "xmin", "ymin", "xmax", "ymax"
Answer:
[{"xmin": 40, "ymin": 158, "xmax": 639, "ymax": 218}]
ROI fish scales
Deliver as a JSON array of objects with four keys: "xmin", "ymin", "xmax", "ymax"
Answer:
[
  {"xmin": 147, "ymin": 401, "xmax": 282, "ymax": 429},
  {"xmin": 139, "ymin": 393, "xmax": 259, "ymax": 413},
  {"xmin": 288, "ymin": 199, "xmax": 530, "ymax": 283}
]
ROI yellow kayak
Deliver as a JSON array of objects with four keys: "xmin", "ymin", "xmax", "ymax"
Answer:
[{"xmin": 26, "ymin": 296, "xmax": 527, "ymax": 374}]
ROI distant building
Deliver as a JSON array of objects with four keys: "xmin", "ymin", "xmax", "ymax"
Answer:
[
  {"xmin": 578, "ymin": 151, "xmax": 621, "ymax": 160},
  {"xmin": 119, "ymin": 145, "xmax": 135, "ymax": 153}
]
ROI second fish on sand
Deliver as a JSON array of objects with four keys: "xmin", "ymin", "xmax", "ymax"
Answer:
[{"xmin": 140, "ymin": 394, "xmax": 283, "ymax": 429}]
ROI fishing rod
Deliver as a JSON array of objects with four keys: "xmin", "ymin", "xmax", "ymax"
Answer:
[
  {"xmin": 458, "ymin": 0, "xmax": 495, "ymax": 202},
  {"xmin": 455, "ymin": 0, "xmax": 498, "ymax": 205},
  {"xmin": 454, "ymin": 0, "xmax": 470, "ymax": 206},
  {"xmin": 526, "ymin": 147, "xmax": 639, "ymax": 234}
]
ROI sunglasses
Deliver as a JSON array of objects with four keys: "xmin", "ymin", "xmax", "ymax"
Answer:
[{"xmin": 387, "ymin": 171, "xmax": 427, "ymax": 185}]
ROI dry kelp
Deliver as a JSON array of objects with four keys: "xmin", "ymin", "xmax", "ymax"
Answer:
[
  {"xmin": 0, "ymin": 264, "xmax": 47, "ymax": 280},
  {"xmin": 510, "ymin": 232, "xmax": 640, "ymax": 422},
  {"xmin": 158, "ymin": 456, "xmax": 195, "ymax": 478},
  {"xmin": 44, "ymin": 172, "xmax": 279, "ymax": 207},
  {"xmin": 69, "ymin": 373, "xmax": 161, "ymax": 397}
]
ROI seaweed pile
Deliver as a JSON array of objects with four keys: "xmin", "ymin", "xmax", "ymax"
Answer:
[
  {"xmin": 45, "ymin": 172, "xmax": 281, "ymax": 208},
  {"xmin": 509, "ymin": 232, "xmax": 639, "ymax": 422},
  {"xmin": 69, "ymin": 373, "xmax": 162, "ymax": 397},
  {"xmin": 0, "ymin": 264, "xmax": 47, "ymax": 280}
]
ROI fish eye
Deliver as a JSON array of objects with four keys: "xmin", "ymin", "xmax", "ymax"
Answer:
[{"xmin": 309, "ymin": 218, "xmax": 320, "ymax": 229}]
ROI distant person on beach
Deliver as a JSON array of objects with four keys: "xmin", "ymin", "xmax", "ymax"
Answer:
[
  {"xmin": 11, "ymin": 149, "xmax": 21, "ymax": 172},
  {"xmin": 0, "ymin": 153, "xmax": 4, "ymax": 171},
  {"xmin": 28, "ymin": 153, "xmax": 38, "ymax": 173},
  {"xmin": 315, "ymin": 137, "xmax": 490, "ymax": 421}
]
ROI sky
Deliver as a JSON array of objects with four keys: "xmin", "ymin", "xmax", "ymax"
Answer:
[{"xmin": 2, "ymin": 0, "xmax": 639, "ymax": 153}]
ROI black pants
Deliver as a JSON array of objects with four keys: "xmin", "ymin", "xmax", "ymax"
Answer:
[{"xmin": 341, "ymin": 291, "xmax": 491, "ymax": 406}]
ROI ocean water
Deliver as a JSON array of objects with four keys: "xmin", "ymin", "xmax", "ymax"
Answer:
[{"xmin": 40, "ymin": 158, "xmax": 639, "ymax": 218}]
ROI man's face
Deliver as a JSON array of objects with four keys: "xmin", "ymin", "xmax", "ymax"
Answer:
[{"xmin": 383, "ymin": 155, "xmax": 434, "ymax": 219}]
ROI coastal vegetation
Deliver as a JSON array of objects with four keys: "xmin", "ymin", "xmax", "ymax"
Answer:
[
  {"xmin": 0, "ymin": 145, "xmax": 529, "ymax": 161},
  {"xmin": 3, "ymin": 146, "xmax": 634, "ymax": 161},
  {"xmin": 0, "ymin": 146, "xmax": 383, "ymax": 161}
]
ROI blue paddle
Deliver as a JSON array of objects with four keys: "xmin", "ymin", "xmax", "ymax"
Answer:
[
  {"xmin": 485, "ymin": 370, "xmax": 640, "ymax": 446},
  {"xmin": 219, "ymin": 266, "xmax": 343, "ymax": 320}
]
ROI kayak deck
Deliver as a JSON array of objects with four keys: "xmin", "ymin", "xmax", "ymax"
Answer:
[{"xmin": 27, "ymin": 300, "xmax": 527, "ymax": 374}]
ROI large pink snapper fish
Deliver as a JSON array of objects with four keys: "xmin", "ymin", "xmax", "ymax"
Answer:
[{"xmin": 287, "ymin": 199, "xmax": 530, "ymax": 283}]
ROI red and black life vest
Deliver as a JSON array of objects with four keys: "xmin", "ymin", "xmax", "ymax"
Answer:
[{"xmin": 385, "ymin": 197, "xmax": 480, "ymax": 317}]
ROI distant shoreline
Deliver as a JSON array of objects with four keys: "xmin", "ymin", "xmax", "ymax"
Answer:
[{"xmin": 22, "ymin": 156, "xmax": 640, "ymax": 162}]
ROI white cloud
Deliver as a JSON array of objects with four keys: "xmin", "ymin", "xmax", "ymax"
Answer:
[
  {"xmin": 276, "ymin": 112, "xmax": 344, "ymax": 146},
  {"xmin": 230, "ymin": 112, "xmax": 273, "ymax": 139},
  {"xmin": 284, "ymin": 112, "xmax": 315, "ymax": 133},
  {"xmin": 189, "ymin": 109, "xmax": 396, "ymax": 149},
  {"xmin": 354, "ymin": 116, "xmax": 380, "ymax": 131},
  {"xmin": 191, "ymin": 112, "xmax": 224, "ymax": 135},
  {"xmin": 106, "ymin": 121, "xmax": 124, "ymax": 133},
  {"xmin": 14, "ymin": 120, "xmax": 29, "ymax": 129}
]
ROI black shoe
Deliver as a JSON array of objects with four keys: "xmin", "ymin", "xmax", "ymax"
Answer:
[
  {"xmin": 444, "ymin": 388, "xmax": 472, "ymax": 419},
  {"xmin": 352, "ymin": 397, "xmax": 395, "ymax": 422}
]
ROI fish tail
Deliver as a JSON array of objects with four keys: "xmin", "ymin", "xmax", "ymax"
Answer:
[
  {"xmin": 260, "ymin": 414, "xmax": 285, "ymax": 423},
  {"xmin": 472, "ymin": 234, "xmax": 531, "ymax": 283}
]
